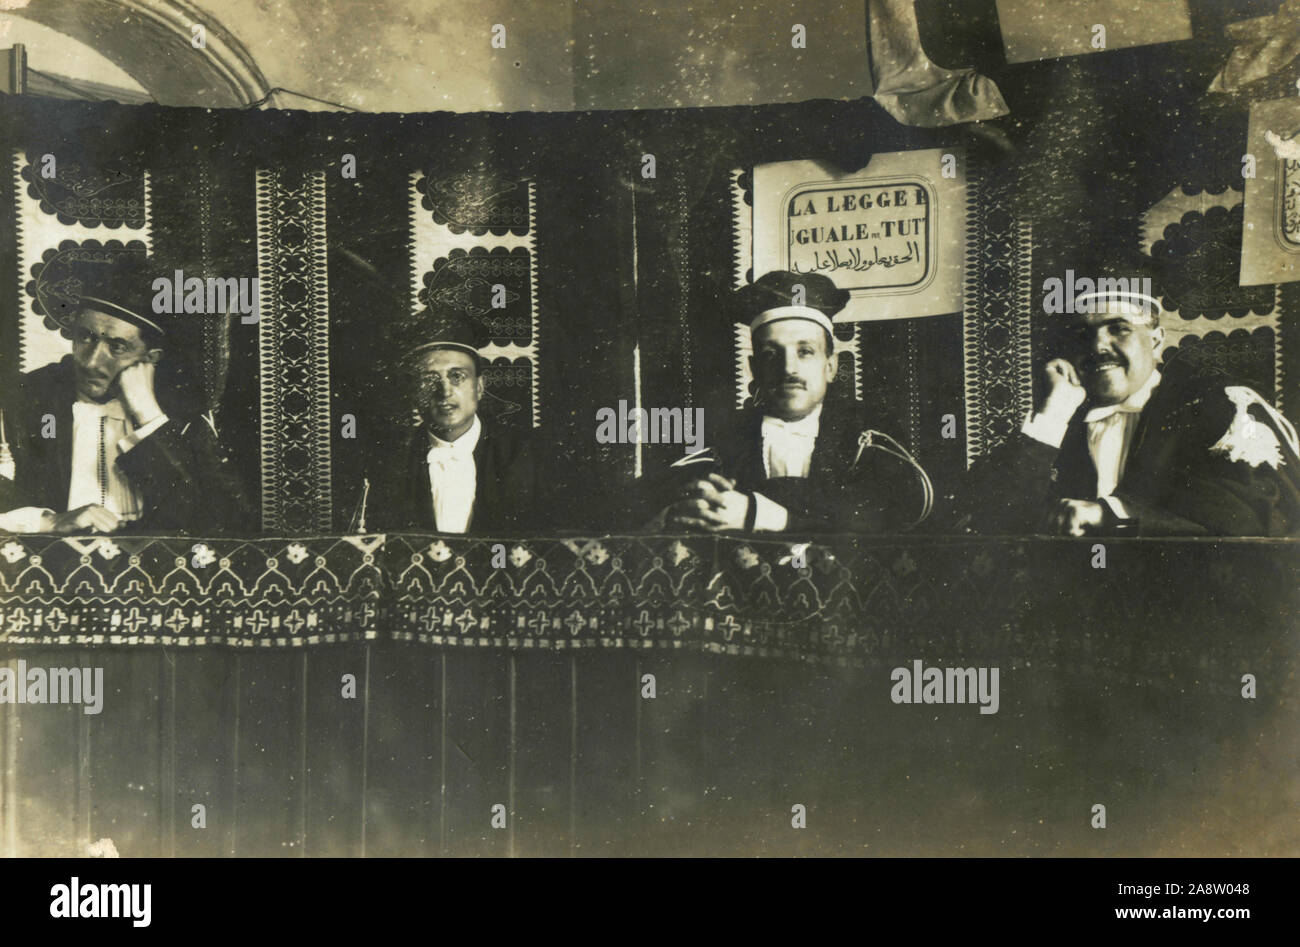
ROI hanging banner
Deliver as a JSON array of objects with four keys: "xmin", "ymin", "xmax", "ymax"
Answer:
[
  {"xmin": 752, "ymin": 148, "xmax": 966, "ymax": 321},
  {"xmin": 1242, "ymin": 96, "xmax": 1300, "ymax": 286}
]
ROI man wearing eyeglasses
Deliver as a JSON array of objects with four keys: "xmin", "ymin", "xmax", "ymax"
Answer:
[{"xmin": 367, "ymin": 312, "xmax": 540, "ymax": 534}]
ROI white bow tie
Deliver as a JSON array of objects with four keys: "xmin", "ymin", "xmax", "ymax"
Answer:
[
  {"xmin": 762, "ymin": 414, "xmax": 819, "ymax": 440},
  {"xmin": 1084, "ymin": 401, "xmax": 1144, "ymax": 425},
  {"xmin": 73, "ymin": 399, "xmax": 128, "ymax": 422}
]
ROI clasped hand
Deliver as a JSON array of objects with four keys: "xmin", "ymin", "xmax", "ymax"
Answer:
[{"xmin": 665, "ymin": 473, "xmax": 750, "ymax": 532}]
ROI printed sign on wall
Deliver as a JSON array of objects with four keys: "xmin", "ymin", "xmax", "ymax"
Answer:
[
  {"xmin": 752, "ymin": 148, "xmax": 965, "ymax": 321},
  {"xmin": 1242, "ymin": 96, "xmax": 1300, "ymax": 286}
]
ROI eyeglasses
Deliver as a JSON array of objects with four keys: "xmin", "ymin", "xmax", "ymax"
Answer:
[{"xmin": 416, "ymin": 369, "xmax": 473, "ymax": 388}]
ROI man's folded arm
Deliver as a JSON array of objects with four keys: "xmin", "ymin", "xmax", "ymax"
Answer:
[{"xmin": 0, "ymin": 507, "xmax": 54, "ymax": 533}]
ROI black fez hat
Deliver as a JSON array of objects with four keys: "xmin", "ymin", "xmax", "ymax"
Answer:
[
  {"xmin": 732, "ymin": 270, "xmax": 851, "ymax": 333},
  {"xmin": 402, "ymin": 309, "xmax": 487, "ymax": 361},
  {"xmin": 59, "ymin": 252, "xmax": 167, "ymax": 340},
  {"xmin": 35, "ymin": 246, "xmax": 167, "ymax": 341}
]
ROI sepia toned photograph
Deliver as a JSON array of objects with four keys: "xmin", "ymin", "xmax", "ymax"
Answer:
[{"xmin": 0, "ymin": 0, "xmax": 1292, "ymax": 908}]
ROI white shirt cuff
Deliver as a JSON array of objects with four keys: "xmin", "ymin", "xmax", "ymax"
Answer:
[
  {"xmin": 117, "ymin": 414, "xmax": 169, "ymax": 453},
  {"xmin": 751, "ymin": 492, "xmax": 789, "ymax": 532},
  {"xmin": 1098, "ymin": 495, "xmax": 1131, "ymax": 521},
  {"xmin": 0, "ymin": 507, "xmax": 54, "ymax": 533},
  {"xmin": 1020, "ymin": 408, "xmax": 1072, "ymax": 449}
]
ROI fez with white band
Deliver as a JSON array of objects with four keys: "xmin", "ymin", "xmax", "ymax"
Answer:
[
  {"xmin": 734, "ymin": 271, "xmax": 851, "ymax": 334},
  {"xmin": 1072, "ymin": 291, "xmax": 1164, "ymax": 324}
]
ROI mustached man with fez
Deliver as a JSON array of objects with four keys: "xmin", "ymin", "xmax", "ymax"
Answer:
[
  {"xmin": 0, "ymin": 260, "xmax": 253, "ymax": 535},
  {"xmin": 954, "ymin": 265, "xmax": 1300, "ymax": 536},
  {"xmin": 367, "ymin": 312, "xmax": 542, "ymax": 534},
  {"xmin": 658, "ymin": 270, "xmax": 933, "ymax": 534}
]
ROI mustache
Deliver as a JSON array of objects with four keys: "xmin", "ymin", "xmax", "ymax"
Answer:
[
  {"xmin": 771, "ymin": 377, "xmax": 806, "ymax": 388},
  {"xmin": 1083, "ymin": 354, "xmax": 1126, "ymax": 371}
]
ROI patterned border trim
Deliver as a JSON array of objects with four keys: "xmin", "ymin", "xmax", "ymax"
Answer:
[
  {"xmin": 1281, "ymin": 282, "xmax": 1296, "ymax": 412},
  {"xmin": 0, "ymin": 533, "xmax": 1288, "ymax": 673},
  {"xmin": 12, "ymin": 151, "xmax": 24, "ymax": 372},
  {"xmin": 0, "ymin": 535, "xmax": 381, "ymax": 648},
  {"xmin": 729, "ymin": 167, "xmax": 750, "ymax": 290},
  {"xmin": 676, "ymin": 177, "xmax": 693, "ymax": 409},
  {"xmin": 905, "ymin": 320, "xmax": 920, "ymax": 453},
  {"xmin": 1276, "ymin": 284, "xmax": 1285, "ymax": 410},
  {"xmin": 962, "ymin": 172, "xmax": 1033, "ymax": 466},
  {"xmin": 255, "ymin": 169, "xmax": 332, "ymax": 532},
  {"xmin": 526, "ymin": 180, "xmax": 541, "ymax": 426},
  {"xmin": 733, "ymin": 323, "xmax": 751, "ymax": 409}
]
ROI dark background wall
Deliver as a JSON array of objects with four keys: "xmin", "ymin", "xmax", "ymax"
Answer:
[{"xmin": 2, "ymin": 1, "xmax": 1297, "ymax": 531}]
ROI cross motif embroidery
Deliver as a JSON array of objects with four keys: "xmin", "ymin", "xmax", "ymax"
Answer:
[
  {"xmin": 117, "ymin": 607, "xmax": 147, "ymax": 635},
  {"xmin": 165, "ymin": 608, "xmax": 190, "ymax": 634},
  {"xmin": 43, "ymin": 607, "xmax": 69, "ymax": 634},
  {"xmin": 245, "ymin": 609, "xmax": 270, "ymax": 635},
  {"xmin": 6, "ymin": 607, "xmax": 31, "ymax": 636}
]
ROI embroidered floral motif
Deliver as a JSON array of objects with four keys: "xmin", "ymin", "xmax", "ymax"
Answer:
[{"xmin": 1210, "ymin": 387, "xmax": 1295, "ymax": 469}]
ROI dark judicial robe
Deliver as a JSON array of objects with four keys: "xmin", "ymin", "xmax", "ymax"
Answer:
[
  {"xmin": 656, "ymin": 402, "xmax": 931, "ymax": 534},
  {"xmin": 955, "ymin": 358, "xmax": 1300, "ymax": 536},
  {"xmin": 369, "ymin": 417, "xmax": 542, "ymax": 534},
  {"xmin": 0, "ymin": 356, "xmax": 253, "ymax": 534}
]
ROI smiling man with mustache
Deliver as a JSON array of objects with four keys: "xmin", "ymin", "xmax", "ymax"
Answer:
[
  {"xmin": 659, "ymin": 270, "xmax": 932, "ymax": 534},
  {"xmin": 955, "ymin": 274, "xmax": 1300, "ymax": 536}
]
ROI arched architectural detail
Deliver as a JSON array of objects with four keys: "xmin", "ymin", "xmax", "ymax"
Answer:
[{"xmin": 14, "ymin": 0, "xmax": 271, "ymax": 106}]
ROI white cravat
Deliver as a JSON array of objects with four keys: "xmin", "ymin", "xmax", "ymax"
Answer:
[
  {"xmin": 0, "ymin": 399, "xmax": 166, "ymax": 533},
  {"xmin": 426, "ymin": 415, "xmax": 481, "ymax": 534},
  {"xmin": 67, "ymin": 399, "xmax": 148, "ymax": 521},
  {"xmin": 1082, "ymin": 370, "xmax": 1161, "ymax": 501},
  {"xmin": 760, "ymin": 404, "xmax": 822, "ymax": 478},
  {"xmin": 1021, "ymin": 369, "xmax": 1162, "ymax": 518}
]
